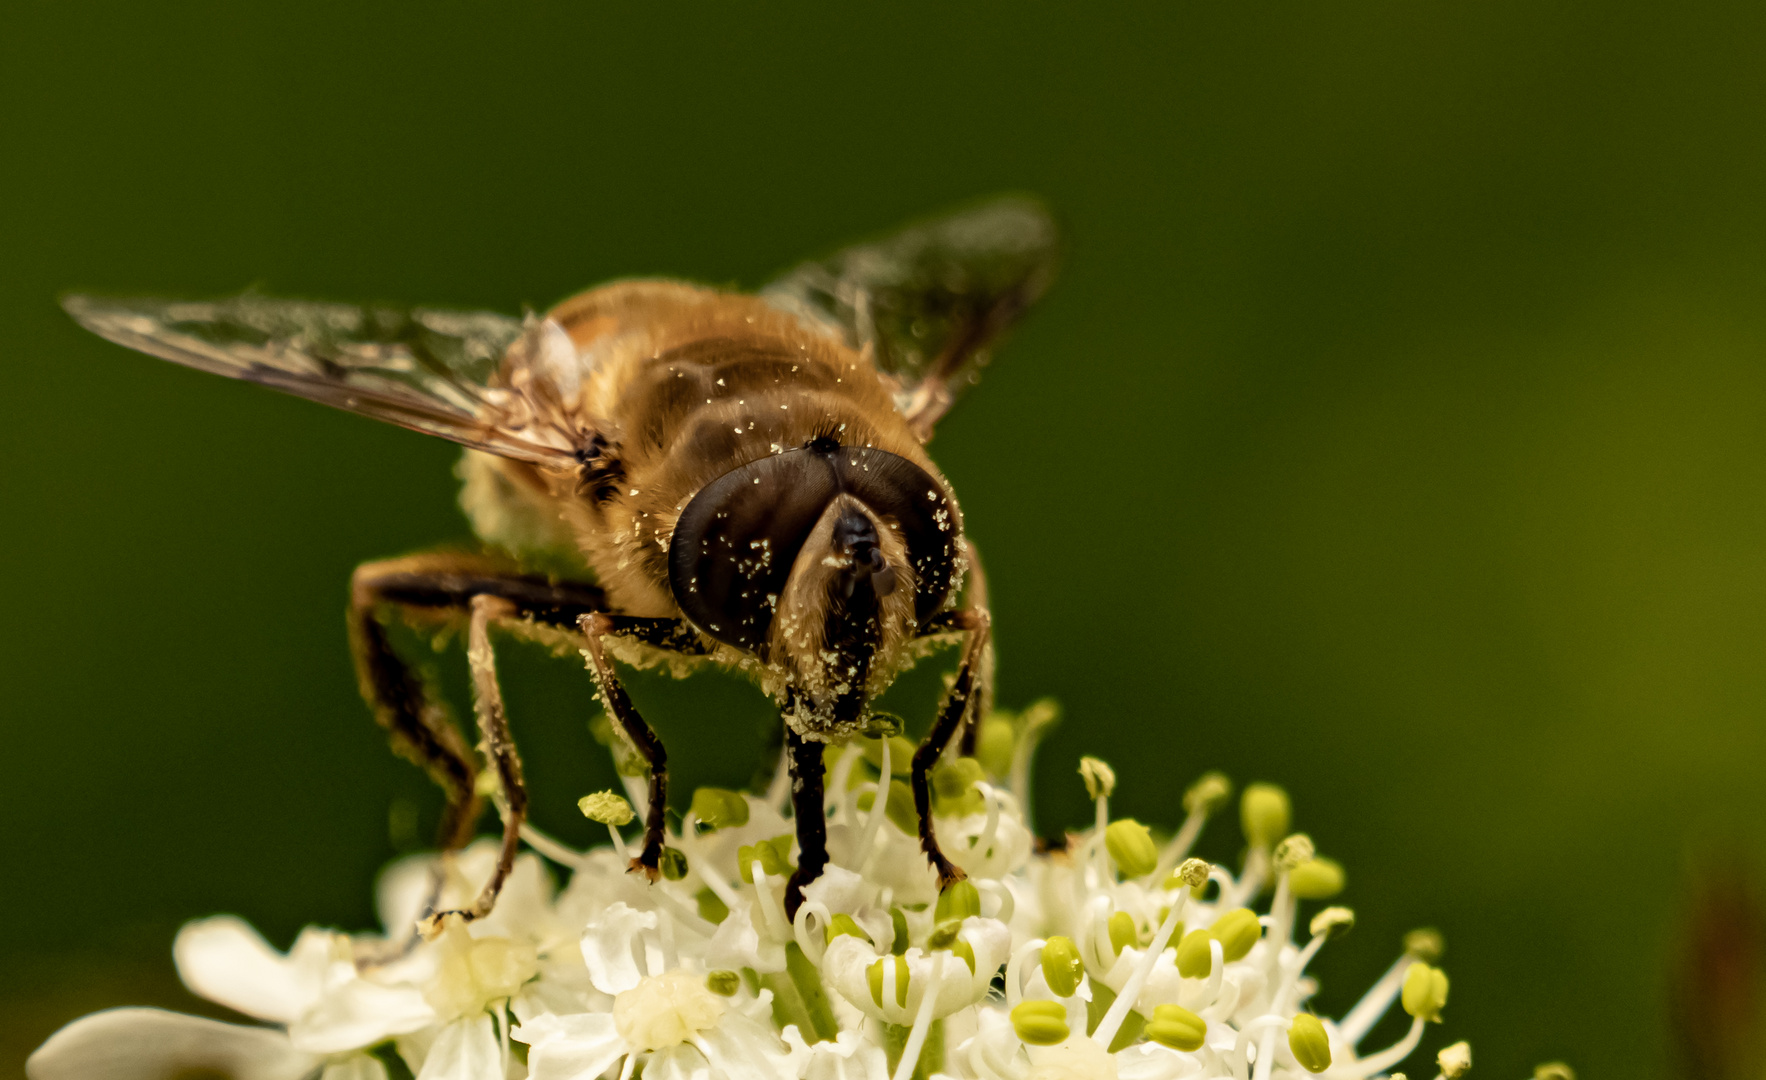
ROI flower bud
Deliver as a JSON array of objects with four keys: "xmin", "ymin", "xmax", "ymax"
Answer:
[
  {"xmin": 1273, "ymin": 833, "xmax": 1314, "ymax": 870},
  {"xmin": 688, "ymin": 787, "xmax": 749, "ymax": 830},
  {"xmin": 1041, "ymin": 936, "xmax": 1085, "ymax": 997},
  {"xmin": 1079, "ymin": 756, "xmax": 1116, "ymax": 800},
  {"xmin": 825, "ymin": 914, "xmax": 870, "ymax": 945},
  {"xmin": 1210, "ymin": 908, "xmax": 1262, "ymax": 962},
  {"xmin": 936, "ymin": 879, "xmax": 982, "ymax": 924},
  {"xmin": 1404, "ymin": 928, "xmax": 1444, "ymax": 961},
  {"xmin": 1289, "ymin": 857, "xmax": 1345, "ymax": 900},
  {"xmin": 868, "ymin": 955, "xmax": 910, "ymax": 1008},
  {"xmin": 705, "ymin": 970, "xmax": 740, "ymax": 997},
  {"xmin": 578, "ymin": 790, "xmax": 634, "ymax": 826},
  {"xmin": 1010, "ymin": 999, "xmax": 1070, "ymax": 1046},
  {"xmin": 1437, "ymin": 1041, "xmax": 1471, "ymax": 1078},
  {"xmin": 1183, "ymin": 771, "xmax": 1232, "ymax": 815},
  {"xmin": 658, "ymin": 846, "xmax": 688, "ymax": 881},
  {"xmin": 1105, "ymin": 819, "xmax": 1158, "ymax": 879},
  {"xmin": 1308, "ymin": 906, "xmax": 1355, "ymax": 940},
  {"xmin": 1176, "ymin": 928, "xmax": 1213, "ymax": 978},
  {"xmin": 1401, "ymin": 962, "xmax": 1449, "ymax": 1022},
  {"xmin": 1146, "ymin": 1004, "xmax": 1206, "ymax": 1051},
  {"xmin": 1288, "ymin": 1013, "xmax": 1331, "ymax": 1073},
  {"xmin": 1108, "ymin": 911, "xmax": 1138, "ymax": 956},
  {"xmin": 976, "ymin": 714, "xmax": 1015, "ymax": 777},
  {"xmin": 1240, "ymin": 783, "xmax": 1290, "ymax": 849}
]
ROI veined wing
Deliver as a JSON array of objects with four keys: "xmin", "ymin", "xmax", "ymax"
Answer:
[
  {"xmin": 63, "ymin": 292, "xmax": 589, "ymax": 468},
  {"xmin": 762, "ymin": 195, "xmax": 1059, "ymax": 440}
]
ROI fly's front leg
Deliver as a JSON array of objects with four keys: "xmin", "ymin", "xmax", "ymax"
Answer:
[
  {"xmin": 911, "ymin": 607, "xmax": 991, "ymax": 887},
  {"xmin": 579, "ymin": 612, "xmax": 670, "ymax": 880},
  {"xmin": 784, "ymin": 726, "xmax": 827, "ymax": 920}
]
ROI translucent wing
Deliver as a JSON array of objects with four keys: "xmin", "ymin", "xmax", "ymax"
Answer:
[
  {"xmin": 63, "ymin": 293, "xmax": 588, "ymax": 467},
  {"xmin": 762, "ymin": 195, "xmax": 1059, "ymax": 439}
]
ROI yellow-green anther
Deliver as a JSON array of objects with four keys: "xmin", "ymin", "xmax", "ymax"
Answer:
[
  {"xmin": 1240, "ymin": 783, "xmax": 1290, "ymax": 848},
  {"xmin": 1401, "ymin": 962, "xmax": 1449, "ymax": 1022},
  {"xmin": 1288, "ymin": 1013, "xmax": 1332, "ymax": 1073},
  {"xmin": 1105, "ymin": 819, "xmax": 1158, "ymax": 878},
  {"xmin": 862, "ymin": 712, "xmax": 903, "ymax": 738},
  {"xmin": 857, "ymin": 778, "xmax": 918, "ymax": 834},
  {"xmin": 936, "ymin": 879, "xmax": 981, "ymax": 923},
  {"xmin": 1183, "ymin": 771, "xmax": 1232, "ymax": 815},
  {"xmin": 736, "ymin": 835, "xmax": 793, "ymax": 883},
  {"xmin": 705, "ymin": 970, "xmax": 740, "ymax": 997},
  {"xmin": 1108, "ymin": 911, "xmax": 1139, "ymax": 956},
  {"xmin": 696, "ymin": 887, "xmax": 729, "ymax": 924},
  {"xmin": 1176, "ymin": 929, "xmax": 1213, "ymax": 978},
  {"xmin": 1079, "ymin": 756, "xmax": 1116, "ymax": 800},
  {"xmin": 867, "ymin": 955, "xmax": 910, "ymax": 1008},
  {"xmin": 947, "ymin": 936, "xmax": 977, "ymax": 974},
  {"xmin": 1534, "ymin": 1063, "xmax": 1576, "ymax": 1080},
  {"xmin": 1146, "ymin": 1004, "xmax": 1207, "ymax": 1051},
  {"xmin": 1010, "ymin": 1000, "xmax": 1070, "ymax": 1046},
  {"xmin": 933, "ymin": 757, "xmax": 986, "ymax": 815},
  {"xmin": 1177, "ymin": 857, "xmax": 1212, "ymax": 889},
  {"xmin": 578, "ymin": 790, "xmax": 634, "ymax": 826},
  {"xmin": 862, "ymin": 735, "xmax": 916, "ymax": 776},
  {"xmin": 890, "ymin": 908, "xmax": 910, "ymax": 956},
  {"xmin": 1309, "ymin": 906, "xmax": 1355, "ymax": 939},
  {"xmin": 1273, "ymin": 833, "xmax": 1315, "ymax": 871},
  {"xmin": 976, "ymin": 714, "xmax": 1015, "ymax": 777},
  {"xmin": 1437, "ymin": 1041, "xmax": 1471, "ymax": 1078},
  {"xmin": 1404, "ymin": 928, "xmax": 1445, "ymax": 961},
  {"xmin": 1210, "ymin": 908, "xmax": 1262, "ymax": 961},
  {"xmin": 688, "ymin": 787, "xmax": 749, "ymax": 830},
  {"xmin": 659, "ymin": 847, "xmax": 688, "ymax": 881},
  {"xmin": 825, "ymin": 914, "xmax": 870, "ymax": 945},
  {"xmin": 1041, "ymin": 935, "xmax": 1085, "ymax": 997},
  {"xmin": 1289, "ymin": 857, "xmax": 1346, "ymax": 900}
]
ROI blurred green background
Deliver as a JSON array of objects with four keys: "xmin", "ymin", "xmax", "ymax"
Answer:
[{"xmin": 5, "ymin": 2, "xmax": 1766, "ymax": 1076}]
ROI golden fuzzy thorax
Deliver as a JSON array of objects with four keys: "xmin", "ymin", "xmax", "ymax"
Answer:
[{"xmin": 456, "ymin": 279, "xmax": 964, "ymax": 725}]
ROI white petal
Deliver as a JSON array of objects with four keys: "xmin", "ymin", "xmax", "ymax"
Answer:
[
  {"xmin": 26, "ymin": 1007, "xmax": 318, "ymax": 1080},
  {"xmin": 581, "ymin": 902, "xmax": 659, "ymax": 994},
  {"xmin": 417, "ymin": 1014, "xmax": 504, "ymax": 1080},
  {"xmin": 290, "ymin": 976, "xmax": 437, "ymax": 1055},
  {"xmin": 799, "ymin": 865, "xmax": 871, "ymax": 915},
  {"xmin": 700, "ymin": 898, "xmax": 785, "ymax": 975},
  {"xmin": 173, "ymin": 916, "xmax": 328, "ymax": 1022},
  {"xmin": 645, "ymin": 1043, "xmax": 712, "ymax": 1080},
  {"xmin": 322, "ymin": 1054, "xmax": 391, "ymax": 1080},
  {"xmin": 513, "ymin": 1012, "xmax": 628, "ymax": 1080},
  {"xmin": 694, "ymin": 1013, "xmax": 793, "ymax": 1080}
]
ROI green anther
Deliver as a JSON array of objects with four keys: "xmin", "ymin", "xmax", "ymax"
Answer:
[
  {"xmin": 1079, "ymin": 756, "xmax": 1116, "ymax": 800},
  {"xmin": 1108, "ymin": 911, "xmax": 1139, "ymax": 956},
  {"xmin": 705, "ymin": 970, "xmax": 740, "ymax": 997},
  {"xmin": 826, "ymin": 914, "xmax": 871, "ymax": 945},
  {"xmin": 1183, "ymin": 771, "xmax": 1232, "ymax": 815},
  {"xmin": 1401, "ymin": 962, "xmax": 1449, "ymax": 1022},
  {"xmin": 1240, "ymin": 783, "xmax": 1290, "ymax": 849},
  {"xmin": 1273, "ymin": 833, "xmax": 1315, "ymax": 871},
  {"xmin": 1289, "ymin": 857, "xmax": 1345, "ymax": 900},
  {"xmin": 1404, "ymin": 928, "xmax": 1445, "ymax": 961},
  {"xmin": 1309, "ymin": 906, "xmax": 1354, "ymax": 940},
  {"xmin": 947, "ymin": 936, "xmax": 976, "ymax": 974},
  {"xmin": 936, "ymin": 879, "xmax": 982, "ymax": 924},
  {"xmin": 1010, "ymin": 1000, "xmax": 1070, "ymax": 1046},
  {"xmin": 1146, "ymin": 1004, "xmax": 1206, "ymax": 1051},
  {"xmin": 659, "ymin": 846, "xmax": 688, "ymax": 881},
  {"xmin": 861, "ymin": 712, "xmax": 903, "ymax": 738},
  {"xmin": 1534, "ymin": 1064, "xmax": 1576, "ymax": 1080},
  {"xmin": 689, "ymin": 787, "xmax": 750, "ymax": 830},
  {"xmin": 1176, "ymin": 929, "xmax": 1213, "ymax": 978},
  {"xmin": 927, "ymin": 921, "xmax": 959, "ymax": 949},
  {"xmin": 736, "ymin": 834, "xmax": 794, "ymax": 883},
  {"xmin": 1177, "ymin": 857, "xmax": 1212, "ymax": 889},
  {"xmin": 861, "ymin": 735, "xmax": 916, "ymax": 776},
  {"xmin": 1105, "ymin": 819, "xmax": 1158, "ymax": 879},
  {"xmin": 1437, "ymin": 1041, "xmax": 1471, "ymax": 1078},
  {"xmin": 867, "ymin": 955, "xmax": 910, "ymax": 1008},
  {"xmin": 1210, "ymin": 908, "xmax": 1262, "ymax": 961},
  {"xmin": 976, "ymin": 715, "xmax": 1015, "ymax": 777},
  {"xmin": 856, "ymin": 778, "xmax": 919, "ymax": 834},
  {"xmin": 696, "ymin": 887, "xmax": 729, "ymax": 925},
  {"xmin": 1041, "ymin": 935, "xmax": 1085, "ymax": 997},
  {"xmin": 1288, "ymin": 1013, "xmax": 1331, "ymax": 1073},
  {"xmin": 890, "ymin": 908, "xmax": 911, "ymax": 956},
  {"xmin": 578, "ymin": 790, "xmax": 634, "ymax": 826},
  {"xmin": 933, "ymin": 758, "xmax": 986, "ymax": 816}
]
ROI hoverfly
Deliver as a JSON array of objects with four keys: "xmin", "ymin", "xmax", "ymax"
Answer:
[{"xmin": 64, "ymin": 197, "xmax": 1057, "ymax": 921}]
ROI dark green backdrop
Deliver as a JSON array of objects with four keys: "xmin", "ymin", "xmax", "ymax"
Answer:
[{"xmin": 5, "ymin": 3, "xmax": 1765, "ymax": 1077}]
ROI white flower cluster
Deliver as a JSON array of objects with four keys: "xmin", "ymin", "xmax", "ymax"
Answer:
[{"xmin": 27, "ymin": 706, "xmax": 1470, "ymax": 1080}]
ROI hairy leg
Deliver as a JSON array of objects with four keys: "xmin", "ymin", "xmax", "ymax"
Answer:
[{"xmin": 910, "ymin": 608, "xmax": 992, "ymax": 887}]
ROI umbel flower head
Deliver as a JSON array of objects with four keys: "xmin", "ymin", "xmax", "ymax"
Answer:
[{"xmin": 29, "ymin": 700, "xmax": 1488, "ymax": 1080}]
